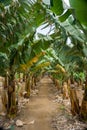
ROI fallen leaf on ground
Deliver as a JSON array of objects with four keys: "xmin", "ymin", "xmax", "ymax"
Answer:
[{"xmin": 28, "ymin": 120, "xmax": 35, "ymax": 125}]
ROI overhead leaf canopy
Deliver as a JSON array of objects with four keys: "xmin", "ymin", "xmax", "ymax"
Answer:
[{"xmin": 0, "ymin": 0, "xmax": 87, "ymax": 79}]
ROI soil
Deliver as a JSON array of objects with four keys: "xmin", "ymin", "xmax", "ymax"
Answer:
[{"xmin": 15, "ymin": 75, "xmax": 61, "ymax": 130}]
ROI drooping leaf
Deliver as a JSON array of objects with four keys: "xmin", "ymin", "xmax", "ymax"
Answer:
[
  {"xmin": 59, "ymin": 9, "xmax": 73, "ymax": 22},
  {"xmin": 60, "ymin": 19, "xmax": 87, "ymax": 43}
]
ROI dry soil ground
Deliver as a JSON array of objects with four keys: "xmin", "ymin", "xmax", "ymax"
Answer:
[{"xmin": 15, "ymin": 75, "xmax": 60, "ymax": 130}]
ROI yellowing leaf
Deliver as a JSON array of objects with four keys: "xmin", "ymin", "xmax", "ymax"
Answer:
[
  {"xmin": 56, "ymin": 64, "xmax": 66, "ymax": 73},
  {"xmin": 20, "ymin": 64, "xmax": 27, "ymax": 71},
  {"xmin": 32, "ymin": 57, "xmax": 39, "ymax": 63}
]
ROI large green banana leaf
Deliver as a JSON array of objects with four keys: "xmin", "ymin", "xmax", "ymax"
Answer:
[
  {"xmin": 60, "ymin": 19, "xmax": 87, "ymax": 43},
  {"xmin": 69, "ymin": 0, "xmax": 87, "ymax": 27}
]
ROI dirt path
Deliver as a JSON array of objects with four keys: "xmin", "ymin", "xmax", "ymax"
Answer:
[{"xmin": 15, "ymin": 76, "xmax": 60, "ymax": 130}]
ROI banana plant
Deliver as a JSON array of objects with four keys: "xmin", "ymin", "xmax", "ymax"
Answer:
[{"xmin": 66, "ymin": 0, "xmax": 87, "ymax": 97}]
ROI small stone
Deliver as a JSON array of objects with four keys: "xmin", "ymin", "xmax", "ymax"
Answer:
[
  {"xmin": 0, "ymin": 112, "xmax": 6, "ymax": 116},
  {"xmin": 16, "ymin": 119, "xmax": 23, "ymax": 127}
]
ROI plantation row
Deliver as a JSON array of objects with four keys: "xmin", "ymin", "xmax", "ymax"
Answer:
[{"xmin": 0, "ymin": 0, "xmax": 87, "ymax": 120}]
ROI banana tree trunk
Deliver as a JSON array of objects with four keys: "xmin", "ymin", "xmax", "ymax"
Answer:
[
  {"xmin": 31, "ymin": 75, "xmax": 35, "ymax": 90},
  {"xmin": 62, "ymin": 82, "xmax": 69, "ymax": 99},
  {"xmin": 69, "ymin": 84, "xmax": 80, "ymax": 116},
  {"xmin": 67, "ymin": 76, "xmax": 80, "ymax": 115},
  {"xmin": 34, "ymin": 75, "xmax": 37, "ymax": 86},
  {"xmin": 80, "ymin": 75, "xmax": 87, "ymax": 120},
  {"xmin": 54, "ymin": 79, "xmax": 60, "ymax": 90},
  {"xmin": 7, "ymin": 72, "xmax": 17, "ymax": 118},
  {"xmin": 1, "ymin": 76, "xmax": 8, "ymax": 113},
  {"xmin": 23, "ymin": 73, "xmax": 26, "ymax": 82},
  {"xmin": 25, "ymin": 73, "xmax": 30, "ymax": 98}
]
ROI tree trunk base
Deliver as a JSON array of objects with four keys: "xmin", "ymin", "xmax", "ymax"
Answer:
[
  {"xmin": 69, "ymin": 86, "xmax": 80, "ymax": 116},
  {"xmin": 80, "ymin": 100, "xmax": 87, "ymax": 120},
  {"xmin": 7, "ymin": 92, "xmax": 17, "ymax": 118},
  {"xmin": 63, "ymin": 82, "xmax": 69, "ymax": 99}
]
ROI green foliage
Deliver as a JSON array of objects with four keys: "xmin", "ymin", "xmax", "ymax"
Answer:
[
  {"xmin": 60, "ymin": 18, "xmax": 87, "ymax": 43},
  {"xmin": 0, "ymin": 53, "xmax": 9, "ymax": 76},
  {"xmin": 0, "ymin": 0, "xmax": 11, "ymax": 5},
  {"xmin": 50, "ymin": 0, "xmax": 64, "ymax": 15},
  {"xmin": 83, "ymin": 46, "xmax": 87, "ymax": 57},
  {"xmin": 73, "ymin": 72, "xmax": 85, "ymax": 82},
  {"xmin": 59, "ymin": 9, "xmax": 73, "ymax": 22},
  {"xmin": 69, "ymin": 0, "xmax": 87, "ymax": 26},
  {"xmin": 32, "ymin": 37, "xmax": 52, "ymax": 55},
  {"xmin": 0, "ymin": 0, "xmax": 51, "ymax": 76},
  {"xmin": 0, "ymin": 0, "xmax": 87, "ymax": 81}
]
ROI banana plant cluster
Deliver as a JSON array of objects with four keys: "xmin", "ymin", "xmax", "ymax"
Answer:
[
  {"xmin": 47, "ymin": 0, "xmax": 87, "ymax": 120},
  {"xmin": 45, "ymin": 0, "xmax": 87, "ymax": 81}
]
